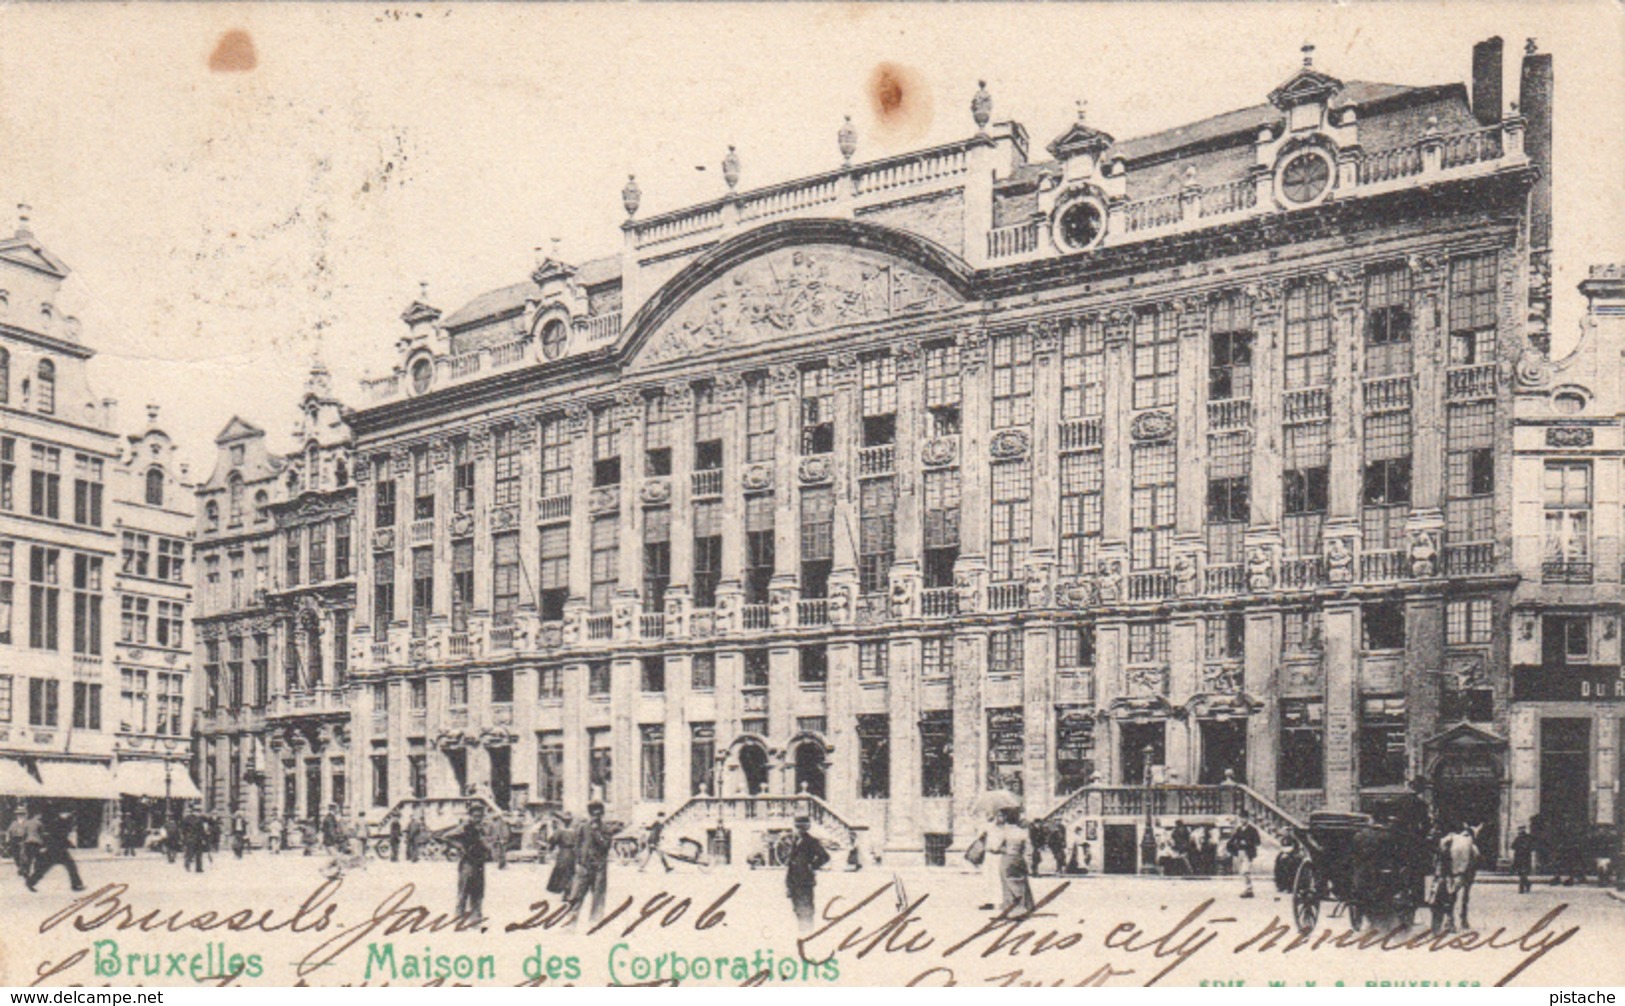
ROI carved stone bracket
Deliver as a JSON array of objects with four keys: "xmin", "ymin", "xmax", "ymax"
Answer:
[
  {"xmin": 1325, "ymin": 532, "xmax": 1356, "ymax": 585},
  {"xmin": 428, "ymin": 438, "xmax": 452, "ymax": 469},
  {"xmin": 1547, "ymin": 426, "xmax": 1594, "ymax": 448},
  {"xmin": 894, "ymin": 339, "xmax": 921, "ymax": 377},
  {"xmin": 742, "ymin": 463, "xmax": 774, "ymax": 492},
  {"xmin": 450, "ymin": 511, "xmax": 475, "ymax": 538},
  {"xmin": 1245, "ymin": 280, "xmax": 1284, "ymax": 318},
  {"xmin": 921, "ymin": 436, "xmax": 958, "ymax": 468},
  {"xmin": 798, "ymin": 455, "xmax": 834, "ymax": 485},
  {"xmin": 988, "ymin": 428, "xmax": 1031, "ymax": 460},
  {"xmin": 960, "ymin": 328, "xmax": 988, "ymax": 374},
  {"xmin": 469, "ymin": 426, "xmax": 493, "ymax": 459},
  {"xmin": 715, "ymin": 370, "xmax": 745, "ymax": 405},
  {"xmin": 640, "ymin": 477, "xmax": 672, "ymax": 505},
  {"xmin": 1056, "ymin": 576, "xmax": 1099, "ymax": 609},
  {"xmin": 564, "ymin": 404, "xmax": 590, "ymax": 438},
  {"xmin": 771, "ymin": 363, "xmax": 801, "ymax": 398},
  {"xmin": 888, "ymin": 567, "xmax": 919, "ymax": 620},
  {"xmin": 589, "ymin": 486, "xmax": 621, "ymax": 514},
  {"xmin": 489, "ymin": 504, "xmax": 520, "ymax": 532},
  {"xmin": 391, "ymin": 450, "xmax": 411, "ymax": 477},
  {"xmin": 1130, "ymin": 410, "xmax": 1175, "ymax": 442},
  {"xmin": 372, "ymin": 528, "xmax": 396, "ymax": 551},
  {"xmin": 1245, "ymin": 543, "xmax": 1277, "ymax": 592},
  {"xmin": 1029, "ymin": 319, "xmax": 1060, "ymax": 361},
  {"xmin": 1408, "ymin": 528, "xmax": 1440, "ymax": 578}
]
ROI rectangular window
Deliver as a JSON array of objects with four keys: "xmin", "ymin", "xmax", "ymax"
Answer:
[
  {"xmin": 921, "ymin": 710, "xmax": 953, "ymax": 798},
  {"xmin": 745, "ymin": 494, "xmax": 774, "ymax": 605},
  {"xmin": 1206, "ymin": 432, "xmax": 1250, "ymax": 564},
  {"xmin": 122, "ymin": 532, "xmax": 151, "ymax": 578},
  {"xmin": 413, "ymin": 447, "xmax": 435, "ymax": 520},
  {"xmin": 0, "ymin": 437, "xmax": 13, "ymax": 512},
  {"xmin": 1543, "ymin": 461, "xmax": 1592, "ymax": 564},
  {"xmin": 640, "ymin": 724, "xmax": 666, "ymax": 802},
  {"xmin": 1284, "ymin": 277, "xmax": 1332, "ymax": 389},
  {"xmin": 285, "ymin": 530, "xmax": 302, "ymax": 589},
  {"xmin": 692, "ymin": 501, "xmax": 722, "ymax": 608},
  {"xmin": 1363, "ymin": 600, "xmax": 1406, "ymax": 651},
  {"xmin": 641, "ymin": 656, "xmax": 665, "ymax": 693},
  {"xmin": 228, "ymin": 551, "xmax": 244, "ymax": 608},
  {"xmin": 445, "ymin": 675, "xmax": 468, "ymax": 708},
  {"xmin": 492, "ymin": 532, "xmax": 519, "ymax": 627},
  {"xmin": 539, "ymin": 416, "xmax": 570, "ymax": 499},
  {"xmin": 1060, "ymin": 452, "xmax": 1102, "ymax": 576},
  {"xmin": 858, "ymin": 714, "xmax": 891, "ymax": 799},
  {"xmin": 1204, "ymin": 612, "xmax": 1246, "ymax": 660},
  {"xmin": 1208, "ymin": 296, "xmax": 1253, "ymax": 401},
  {"xmin": 373, "ymin": 551, "xmax": 395, "ymax": 628},
  {"xmin": 30, "ymin": 444, "xmax": 61, "ymax": 520},
  {"xmin": 593, "ymin": 407, "xmax": 621, "ymax": 488},
  {"xmin": 537, "ymin": 523, "xmax": 568, "ymax": 621},
  {"xmin": 990, "ymin": 459, "xmax": 1031, "ymax": 582},
  {"xmin": 923, "ymin": 466, "xmax": 962, "ymax": 566},
  {"xmin": 745, "ymin": 375, "xmax": 776, "ymax": 463},
  {"xmin": 858, "ymin": 641, "xmax": 889, "ymax": 681},
  {"xmin": 121, "ymin": 595, "xmax": 150, "ymax": 644},
  {"xmin": 227, "ymin": 635, "xmax": 244, "ymax": 708},
  {"xmin": 333, "ymin": 611, "xmax": 349, "ymax": 681},
  {"xmin": 992, "ymin": 329, "xmax": 1034, "ymax": 427},
  {"xmin": 1283, "ymin": 421, "xmax": 1329, "ymax": 555},
  {"xmin": 1132, "ymin": 308, "xmax": 1178, "ymax": 409},
  {"xmin": 1448, "ymin": 253, "xmax": 1498, "ymax": 364},
  {"xmin": 537, "ymin": 666, "xmax": 563, "ymax": 700},
  {"xmin": 861, "ymin": 353, "xmax": 897, "ymax": 446},
  {"xmin": 251, "ymin": 632, "xmax": 269, "ymax": 706},
  {"xmin": 797, "ymin": 645, "xmax": 825, "ymax": 685},
  {"xmin": 453, "ymin": 437, "xmax": 476, "ymax": 513},
  {"xmin": 71, "ymin": 681, "xmax": 102, "ymax": 730},
  {"xmin": 1058, "ymin": 624, "xmax": 1097, "ymax": 668},
  {"xmin": 800, "ymin": 486, "xmax": 834, "ymax": 569},
  {"xmin": 28, "ymin": 546, "xmax": 59, "ymax": 650},
  {"xmin": 28, "ymin": 677, "xmax": 59, "ymax": 727},
  {"xmin": 590, "ymin": 515, "xmax": 618, "ymax": 612},
  {"xmin": 588, "ymin": 661, "xmax": 611, "ymax": 697},
  {"xmin": 410, "ymin": 678, "xmax": 428, "ymax": 711},
  {"xmin": 411, "ymin": 546, "xmax": 434, "ymax": 637},
  {"xmin": 924, "ymin": 340, "xmax": 962, "ymax": 435},
  {"xmin": 1446, "ymin": 598, "xmax": 1493, "ymax": 645},
  {"xmin": 644, "ymin": 390, "xmax": 672, "ymax": 476},
  {"xmin": 691, "ymin": 653, "xmax": 715, "ymax": 691},
  {"xmin": 121, "ymin": 669, "xmax": 148, "ymax": 734},
  {"xmin": 493, "ymin": 427, "xmax": 521, "ymax": 506},
  {"xmin": 0, "ymin": 540, "xmax": 12, "ymax": 645},
  {"xmin": 160, "ymin": 537, "xmax": 186, "ymax": 583},
  {"xmin": 988, "ymin": 629, "xmax": 1023, "ymax": 679},
  {"xmin": 1128, "ymin": 622, "xmax": 1169, "ymax": 664},
  {"xmin": 1542, "ymin": 615, "xmax": 1592, "ymax": 665},
  {"xmin": 921, "ymin": 636, "xmax": 953, "ymax": 679},
  {"xmin": 1131, "ymin": 443, "xmax": 1175, "ymax": 570},
  {"xmin": 1359, "ymin": 696, "xmax": 1408, "ymax": 788},
  {"xmin": 68, "ymin": 454, "xmax": 102, "ymax": 526},
  {"xmin": 451, "ymin": 539, "xmax": 474, "ymax": 632},
  {"xmin": 1446, "ymin": 403, "xmax": 1495, "ymax": 543},
  {"xmin": 1280, "ymin": 699, "xmax": 1325, "ymax": 790},
  {"xmin": 374, "ymin": 460, "xmax": 397, "ymax": 528},
  {"xmin": 1061, "ymin": 317, "xmax": 1105, "ymax": 419},
  {"xmin": 308, "ymin": 523, "xmax": 327, "ymax": 583},
  {"xmin": 859, "ymin": 478, "xmax": 896, "ymax": 595},
  {"xmin": 1363, "ymin": 265, "xmax": 1413, "ymax": 376},
  {"xmin": 538, "ymin": 731, "xmax": 564, "ymax": 805},
  {"xmin": 1283, "ymin": 607, "xmax": 1323, "ymax": 655},
  {"xmin": 690, "ymin": 724, "xmax": 715, "ymax": 796},
  {"xmin": 409, "ymin": 750, "xmax": 428, "ymax": 799},
  {"xmin": 800, "ymin": 366, "xmax": 834, "ymax": 455}
]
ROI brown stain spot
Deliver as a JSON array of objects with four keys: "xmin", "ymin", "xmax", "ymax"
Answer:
[
  {"xmin": 209, "ymin": 30, "xmax": 257, "ymax": 73},
  {"xmin": 868, "ymin": 62, "xmax": 932, "ymax": 144}
]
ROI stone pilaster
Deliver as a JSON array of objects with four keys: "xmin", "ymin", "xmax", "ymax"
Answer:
[
  {"xmin": 1248, "ymin": 282, "xmax": 1284, "ymax": 527},
  {"xmin": 1244, "ymin": 610, "xmax": 1280, "ymax": 792},
  {"xmin": 1409, "ymin": 253, "xmax": 1449, "ymax": 512},
  {"xmin": 886, "ymin": 635, "xmax": 922, "ymax": 856},
  {"xmin": 1328, "ymin": 268, "xmax": 1364, "ymax": 522},
  {"xmin": 1175, "ymin": 295, "xmax": 1210, "ymax": 536},
  {"xmin": 950, "ymin": 629, "xmax": 988, "ymax": 838},
  {"xmin": 1323, "ymin": 601, "xmax": 1361, "ymax": 811},
  {"xmin": 663, "ymin": 653, "xmax": 692, "ymax": 808},
  {"xmin": 1167, "ymin": 616, "xmax": 1200, "ymax": 780},
  {"xmin": 561, "ymin": 661, "xmax": 589, "ymax": 811},
  {"xmin": 565, "ymin": 406, "xmax": 593, "ymax": 605},
  {"xmin": 611, "ymin": 656, "xmax": 637, "ymax": 815},
  {"xmin": 826, "ymin": 642, "xmax": 860, "ymax": 811},
  {"xmin": 1101, "ymin": 310, "xmax": 1135, "ymax": 543},
  {"xmin": 1021, "ymin": 625, "xmax": 1055, "ymax": 815}
]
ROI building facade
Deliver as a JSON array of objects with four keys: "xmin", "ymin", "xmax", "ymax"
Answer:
[
  {"xmin": 0, "ymin": 209, "xmax": 124, "ymax": 844},
  {"xmin": 1509, "ymin": 264, "xmax": 1625, "ymax": 853},
  {"xmin": 191, "ymin": 363, "xmax": 355, "ymax": 839},
  {"xmin": 109, "ymin": 405, "xmax": 202, "ymax": 833},
  {"xmin": 339, "ymin": 40, "xmax": 1550, "ymax": 863}
]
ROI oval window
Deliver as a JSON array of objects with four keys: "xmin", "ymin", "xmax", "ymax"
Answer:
[
  {"xmin": 410, "ymin": 357, "xmax": 433, "ymax": 394},
  {"xmin": 541, "ymin": 319, "xmax": 568, "ymax": 360},
  {"xmin": 1057, "ymin": 201, "xmax": 1105, "ymax": 252},
  {"xmin": 1280, "ymin": 151, "xmax": 1331, "ymax": 204},
  {"xmin": 1552, "ymin": 391, "xmax": 1585, "ymax": 414}
]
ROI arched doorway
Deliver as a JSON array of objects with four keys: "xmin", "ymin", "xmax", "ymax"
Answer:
[
  {"xmin": 738, "ymin": 743, "xmax": 770, "ymax": 796},
  {"xmin": 721, "ymin": 735, "xmax": 775, "ymax": 797},
  {"xmin": 791, "ymin": 737, "xmax": 827, "ymax": 799}
]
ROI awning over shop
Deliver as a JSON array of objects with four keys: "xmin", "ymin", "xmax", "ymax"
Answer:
[
  {"xmin": 0, "ymin": 758, "xmax": 45, "ymax": 797},
  {"xmin": 113, "ymin": 760, "xmax": 201, "ymax": 800},
  {"xmin": 35, "ymin": 759, "xmax": 120, "ymax": 800}
]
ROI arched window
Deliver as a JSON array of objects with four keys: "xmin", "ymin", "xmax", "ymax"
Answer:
[
  {"xmin": 228, "ymin": 476, "xmax": 244, "ymax": 526},
  {"xmin": 36, "ymin": 359, "xmax": 55, "ymax": 414},
  {"xmin": 254, "ymin": 489, "xmax": 270, "ymax": 523},
  {"xmin": 0, "ymin": 347, "xmax": 9, "ymax": 405},
  {"xmin": 145, "ymin": 467, "xmax": 165, "ymax": 507},
  {"xmin": 205, "ymin": 500, "xmax": 220, "ymax": 532}
]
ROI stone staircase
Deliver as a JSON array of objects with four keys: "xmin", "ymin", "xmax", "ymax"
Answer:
[
  {"xmin": 662, "ymin": 794, "xmax": 864, "ymax": 860},
  {"xmin": 1039, "ymin": 781, "xmax": 1304, "ymax": 847}
]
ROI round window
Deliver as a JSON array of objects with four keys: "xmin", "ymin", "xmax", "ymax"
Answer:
[
  {"xmin": 1279, "ymin": 151, "xmax": 1332, "ymax": 205},
  {"xmin": 541, "ymin": 319, "xmax": 568, "ymax": 360},
  {"xmin": 1552, "ymin": 391, "xmax": 1586, "ymax": 414},
  {"xmin": 1056, "ymin": 201, "xmax": 1105, "ymax": 252},
  {"xmin": 409, "ymin": 357, "xmax": 433, "ymax": 394}
]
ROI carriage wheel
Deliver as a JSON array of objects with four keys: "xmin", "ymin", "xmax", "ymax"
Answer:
[
  {"xmin": 1292, "ymin": 861, "xmax": 1321, "ymax": 933},
  {"xmin": 772, "ymin": 833, "xmax": 796, "ymax": 867},
  {"xmin": 372, "ymin": 838, "xmax": 392, "ymax": 859}
]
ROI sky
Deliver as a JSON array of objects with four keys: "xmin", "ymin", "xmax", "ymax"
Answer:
[{"xmin": 1, "ymin": 2, "xmax": 1621, "ymax": 472}]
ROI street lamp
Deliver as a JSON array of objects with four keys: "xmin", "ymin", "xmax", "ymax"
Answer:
[{"xmin": 1140, "ymin": 743, "xmax": 1158, "ymax": 875}]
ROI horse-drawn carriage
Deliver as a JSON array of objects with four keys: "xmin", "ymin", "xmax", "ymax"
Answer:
[
  {"xmin": 1284, "ymin": 811, "xmax": 1424, "ymax": 932},
  {"xmin": 367, "ymin": 796, "xmax": 522, "ymax": 860}
]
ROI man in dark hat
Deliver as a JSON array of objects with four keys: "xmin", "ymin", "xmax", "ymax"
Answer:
[
  {"xmin": 26, "ymin": 804, "xmax": 84, "ymax": 893},
  {"xmin": 783, "ymin": 815, "xmax": 830, "ymax": 933},
  {"xmin": 567, "ymin": 801, "xmax": 622, "ymax": 927},
  {"xmin": 1226, "ymin": 809, "xmax": 1262, "ymax": 898},
  {"xmin": 443, "ymin": 802, "xmax": 493, "ymax": 920},
  {"xmin": 1392, "ymin": 776, "xmax": 1433, "ymax": 923}
]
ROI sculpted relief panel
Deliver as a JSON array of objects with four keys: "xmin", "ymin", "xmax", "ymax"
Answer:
[{"xmin": 640, "ymin": 244, "xmax": 959, "ymax": 366}]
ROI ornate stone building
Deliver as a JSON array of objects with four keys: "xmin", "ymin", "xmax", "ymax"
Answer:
[
  {"xmin": 1509, "ymin": 264, "xmax": 1625, "ymax": 856},
  {"xmin": 192, "ymin": 363, "xmax": 354, "ymax": 836},
  {"xmin": 347, "ymin": 39, "xmax": 1550, "ymax": 864}
]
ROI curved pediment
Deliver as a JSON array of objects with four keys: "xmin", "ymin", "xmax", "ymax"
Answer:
[{"xmin": 623, "ymin": 219, "xmax": 972, "ymax": 371}]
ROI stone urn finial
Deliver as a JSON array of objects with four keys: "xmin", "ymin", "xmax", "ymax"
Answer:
[
  {"xmin": 1301, "ymin": 42, "xmax": 1315, "ymax": 68},
  {"xmin": 971, "ymin": 80, "xmax": 992, "ymax": 132},
  {"xmin": 838, "ymin": 114, "xmax": 857, "ymax": 167},
  {"xmin": 722, "ymin": 145, "xmax": 741, "ymax": 191},
  {"xmin": 621, "ymin": 174, "xmax": 641, "ymax": 218}
]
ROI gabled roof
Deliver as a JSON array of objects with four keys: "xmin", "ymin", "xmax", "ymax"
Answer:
[
  {"xmin": 0, "ymin": 232, "xmax": 69, "ymax": 279},
  {"xmin": 400, "ymin": 300, "xmax": 441, "ymax": 326},
  {"xmin": 1047, "ymin": 116, "xmax": 1115, "ymax": 160},
  {"xmin": 1422, "ymin": 722, "xmax": 1507, "ymax": 752},
  {"xmin": 1268, "ymin": 66, "xmax": 1345, "ymax": 110},
  {"xmin": 215, "ymin": 416, "xmax": 265, "ymax": 444},
  {"xmin": 577, "ymin": 254, "xmax": 622, "ymax": 288}
]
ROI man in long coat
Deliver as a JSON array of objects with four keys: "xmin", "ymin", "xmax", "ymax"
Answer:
[{"xmin": 784, "ymin": 815, "xmax": 830, "ymax": 932}]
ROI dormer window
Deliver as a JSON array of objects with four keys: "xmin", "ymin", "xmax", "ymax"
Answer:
[
  {"xmin": 1056, "ymin": 200, "xmax": 1105, "ymax": 252},
  {"xmin": 1278, "ymin": 149, "xmax": 1332, "ymax": 205},
  {"xmin": 541, "ymin": 319, "xmax": 568, "ymax": 360},
  {"xmin": 145, "ymin": 467, "xmax": 164, "ymax": 507},
  {"xmin": 410, "ymin": 357, "xmax": 433, "ymax": 395}
]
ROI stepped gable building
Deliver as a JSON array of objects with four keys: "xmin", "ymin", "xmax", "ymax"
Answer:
[
  {"xmin": 110, "ymin": 404, "xmax": 202, "ymax": 833},
  {"xmin": 192, "ymin": 362, "xmax": 355, "ymax": 837},
  {"xmin": 1510, "ymin": 265, "xmax": 1625, "ymax": 854},
  {"xmin": 347, "ymin": 39, "xmax": 1550, "ymax": 864},
  {"xmin": 0, "ymin": 207, "xmax": 125, "ymax": 845}
]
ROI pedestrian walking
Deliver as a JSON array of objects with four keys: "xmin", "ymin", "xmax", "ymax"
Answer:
[
  {"xmin": 1227, "ymin": 809, "xmax": 1262, "ymax": 898},
  {"xmin": 991, "ymin": 808, "xmax": 1034, "ymax": 915},
  {"xmin": 484, "ymin": 810, "xmax": 511, "ymax": 871},
  {"xmin": 406, "ymin": 810, "xmax": 427, "ymax": 863},
  {"xmin": 389, "ymin": 816, "xmax": 402, "ymax": 862},
  {"xmin": 639, "ymin": 812, "xmax": 672, "ymax": 873},
  {"xmin": 567, "ymin": 801, "xmax": 622, "ymax": 927},
  {"xmin": 7, "ymin": 808, "xmax": 29, "ymax": 877},
  {"xmin": 231, "ymin": 811, "xmax": 248, "ymax": 859},
  {"xmin": 545, "ymin": 812, "xmax": 577, "ymax": 896},
  {"xmin": 443, "ymin": 803, "xmax": 493, "ymax": 920},
  {"xmin": 26, "ymin": 806, "xmax": 84, "ymax": 893},
  {"xmin": 1512, "ymin": 824, "xmax": 1534, "ymax": 894},
  {"xmin": 783, "ymin": 815, "xmax": 830, "ymax": 932},
  {"xmin": 180, "ymin": 805, "xmax": 207, "ymax": 873},
  {"xmin": 321, "ymin": 806, "xmax": 340, "ymax": 854}
]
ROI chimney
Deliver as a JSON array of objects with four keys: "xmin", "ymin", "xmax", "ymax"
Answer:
[
  {"xmin": 1471, "ymin": 37, "xmax": 1503, "ymax": 126},
  {"xmin": 1520, "ymin": 39, "xmax": 1553, "ymax": 252}
]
